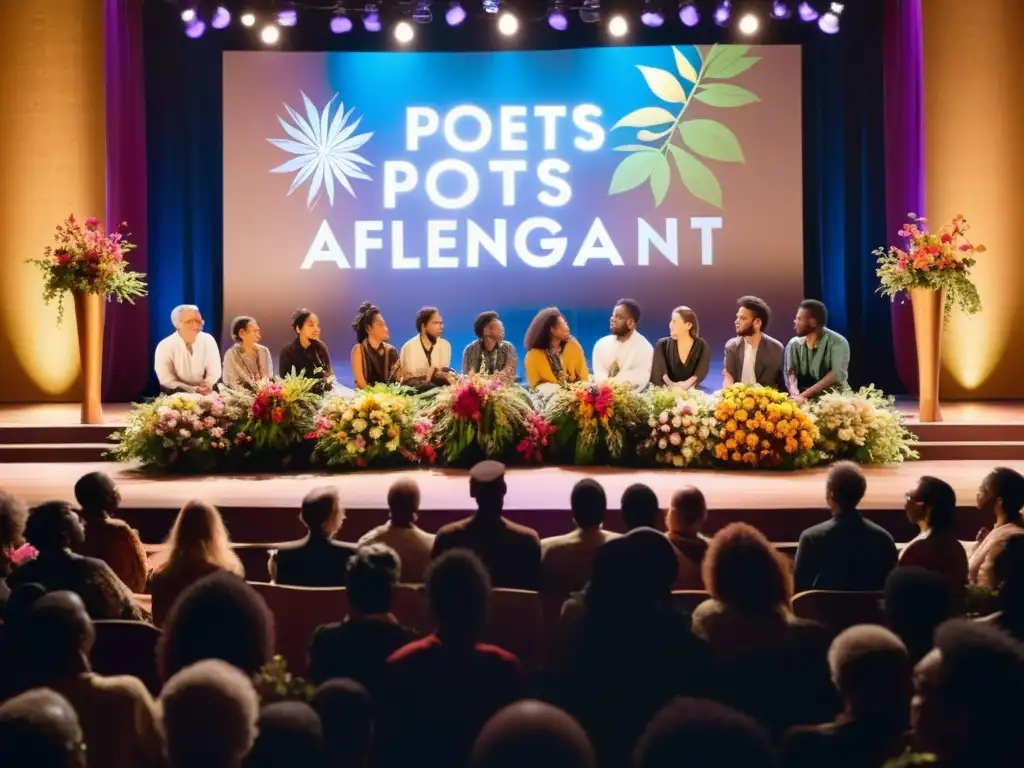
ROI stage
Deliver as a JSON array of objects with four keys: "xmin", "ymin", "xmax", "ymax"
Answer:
[{"xmin": 2, "ymin": 400, "xmax": 1022, "ymax": 546}]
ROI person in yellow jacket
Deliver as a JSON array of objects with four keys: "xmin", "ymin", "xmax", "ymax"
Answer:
[{"xmin": 523, "ymin": 307, "xmax": 589, "ymax": 391}]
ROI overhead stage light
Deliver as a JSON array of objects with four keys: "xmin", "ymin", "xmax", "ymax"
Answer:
[
  {"xmin": 363, "ymin": 4, "xmax": 382, "ymax": 31},
  {"xmin": 412, "ymin": 1, "xmax": 433, "ymax": 23},
  {"xmin": 678, "ymin": 2, "xmax": 699, "ymax": 27},
  {"xmin": 498, "ymin": 11, "xmax": 518, "ymax": 35},
  {"xmin": 738, "ymin": 12, "xmax": 759, "ymax": 34},
  {"xmin": 277, "ymin": 9, "xmax": 297, "ymax": 27},
  {"xmin": 772, "ymin": 1, "xmax": 792, "ymax": 19},
  {"xmin": 608, "ymin": 14, "xmax": 628, "ymax": 37},
  {"xmin": 240, "ymin": 12, "xmax": 256, "ymax": 28},
  {"xmin": 185, "ymin": 18, "xmax": 206, "ymax": 38},
  {"xmin": 818, "ymin": 11, "xmax": 840, "ymax": 33},
  {"xmin": 548, "ymin": 3, "xmax": 568, "ymax": 31},
  {"xmin": 330, "ymin": 12, "xmax": 353, "ymax": 33},
  {"xmin": 798, "ymin": 2, "xmax": 819, "ymax": 22},
  {"xmin": 446, "ymin": 2, "xmax": 467, "ymax": 26},
  {"xmin": 580, "ymin": 0, "xmax": 600, "ymax": 24},
  {"xmin": 394, "ymin": 20, "xmax": 415, "ymax": 43},
  {"xmin": 260, "ymin": 24, "xmax": 280, "ymax": 44},
  {"xmin": 211, "ymin": 6, "xmax": 231, "ymax": 29},
  {"xmin": 714, "ymin": 1, "xmax": 731, "ymax": 27},
  {"xmin": 641, "ymin": 1, "xmax": 664, "ymax": 27},
  {"xmin": 180, "ymin": 7, "xmax": 197, "ymax": 23}
]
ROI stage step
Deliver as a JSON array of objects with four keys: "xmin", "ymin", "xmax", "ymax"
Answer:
[
  {"xmin": 908, "ymin": 422, "xmax": 1024, "ymax": 443},
  {"xmin": 0, "ymin": 443, "xmax": 112, "ymax": 463},
  {"xmin": 914, "ymin": 441, "xmax": 1024, "ymax": 461},
  {"xmin": 0, "ymin": 424, "xmax": 118, "ymax": 445}
]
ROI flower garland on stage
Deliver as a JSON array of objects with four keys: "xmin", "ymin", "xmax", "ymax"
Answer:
[{"xmin": 110, "ymin": 376, "xmax": 918, "ymax": 473}]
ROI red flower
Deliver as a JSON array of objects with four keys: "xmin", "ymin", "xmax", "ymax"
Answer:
[
  {"xmin": 84, "ymin": 216, "xmax": 100, "ymax": 231},
  {"xmin": 453, "ymin": 386, "xmax": 482, "ymax": 421},
  {"xmin": 940, "ymin": 233, "xmax": 952, "ymax": 244},
  {"xmin": 271, "ymin": 407, "xmax": 285, "ymax": 424}
]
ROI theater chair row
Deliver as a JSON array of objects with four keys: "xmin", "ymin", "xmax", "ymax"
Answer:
[{"xmin": 99, "ymin": 587, "xmax": 886, "ymax": 694}]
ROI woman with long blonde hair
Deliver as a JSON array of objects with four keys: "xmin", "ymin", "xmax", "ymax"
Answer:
[{"xmin": 149, "ymin": 500, "xmax": 244, "ymax": 626}]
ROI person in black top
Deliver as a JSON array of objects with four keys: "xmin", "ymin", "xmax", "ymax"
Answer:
[
  {"xmin": 279, "ymin": 309, "xmax": 334, "ymax": 394},
  {"xmin": 270, "ymin": 487, "xmax": 356, "ymax": 588},
  {"xmin": 650, "ymin": 306, "xmax": 711, "ymax": 390},
  {"xmin": 307, "ymin": 544, "xmax": 417, "ymax": 691},
  {"xmin": 350, "ymin": 302, "xmax": 402, "ymax": 389}
]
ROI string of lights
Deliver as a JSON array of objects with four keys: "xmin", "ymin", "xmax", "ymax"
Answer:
[{"xmin": 172, "ymin": 1, "xmax": 845, "ymax": 44}]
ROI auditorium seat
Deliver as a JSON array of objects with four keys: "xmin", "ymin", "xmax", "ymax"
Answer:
[
  {"xmin": 91, "ymin": 620, "xmax": 162, "ymax": 695},
  {"xmin": 670, "ymin": 590, "xmax": 711, "ymax": 615},
  {"xmin": 482, "ymin": 588, "xmax": 544, "ymax": 668},
  {"xmin": 250, "ymin": 582, "xmax": 350, "ymax": 676},
  {"xmin": 234, "ymin": 544, "xmax": 275, "ymax": 582},
  {"xmin": 791, "ymin": 590, "xmax": 887, "ymax": 632}
]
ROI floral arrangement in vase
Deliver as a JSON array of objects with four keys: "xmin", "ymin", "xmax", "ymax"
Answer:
[
  {"xmin": 875, "ymin": 213, "xmax": 986, "ymax": 319},
  {"xmin": 26, "ymin": 214, "xmax": 147, "ymax": 324},
  {"xmin": 311, "ymin": 384, "xmax": 430, "ymax": 468},
  {"xmin": 544, "ymin": 381, "xmax": 650, "ymax": 465},
  {"xmin": 108, "ymin": 391, "xmax": 245, "ymax": 472},
  {"xmin": 807, "ymin": 385, "xmax": 919, "ymax": 464},
  {"xmin": 712, "ymin": 384, "xmax": 819, "ymax": 469},
  {"xmin": 427, "ymin": 374, "xmax": 550, "ymax": 465},
  {"xmin": 643, "ymin": 389, "xmax": 718, "ymax": 468}
]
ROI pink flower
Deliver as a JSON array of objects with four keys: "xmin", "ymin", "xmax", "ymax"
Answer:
[
  {"xmin": 84, "ymin": 217, "xmax": 100, "ymax": 231},
  {"xmin": 6, "ymin": 543, "xmax": 39, "ymax": 566}
]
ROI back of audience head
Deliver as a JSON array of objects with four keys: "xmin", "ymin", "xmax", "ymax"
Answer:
[
  {"xmin": 4, "ymin": 583, "xmax": 48, "ymax": 628},
  {"xmin": 387, "ymin": 479, "xmax": 420, "ymax": 527},
  {"xmin": 0, "ymin": 688, "xmax": 85, "ymax": 768},
  {"xmin": 21, "ymin": 592, "xmax": 94, "ymax": 685},
  {"xmin": 24, "ymin": 501, "xmax": 84, "ymax": 553},
  {"xmin": 570, "ymin": 479, "xmax": 607, "ymax": 530},
  {"xmin": 246, "ymin": 702, "xmax": 323, "ymax": 768},
  {"xmin": 633, "ymin": 697, "xmax": 776, "ymax": 768},
  {"xmin": 346, "ymin": 544, "xmax": 401, "ymax": 616},
  {"xmin": 157, "ymin": 571, "xmax": 274, "ymax": 682},
  {"xmin": 160, "ymin": 500, "xmax": 242, "ymax": 576},
  {"xmin": 979, "ymin": 466, "xmax": 1024, "ymax": 519},
  {"xmin": 825, "ymin": 461, "xmax": 867, "ymax": 513},
  {"xmin": 907, "ymin": 476, "xmax": 957, "ymax": 532},
  {"xmin": 828, "ymin": 625, "xmax": 911, "ymax": 725},
  {"xmin": 703, "ymin": 523, "xmax": 792, "ymax": 614},
  {"xmin": 300, "ymin": 486, "xmax": 343, "ymax": 538},
  {"xmin": 0, "ymin": 491, "xmax": 29, "ymax": 571},
  {"xmin": 469, "ymin": 461, "xmax": 507, "ymax": 514},
  {"xmin": 666, "ymin": 486, "xmax": 706, "ymax": 533},
  {"xmin": 587, "ymin": 529, "xmax": 678, "ymax": 610},
  {"xmin": 72, "ymin": 471, "xmax": 118, "ymax": 520},
  {"xmin": 621, "ymin": 483, "xmax": 660, "ymax": 531},
  {"xmin": 913, "ymin": 619, "xmax": 1024, "ymax": 767},
  {"xmin": 160, "ymin": 659, "xmax": 260, "ymax": 768},
  {"xmin": 884, "ymin": 567, "xmax": 952, "ymax": 664},
  {"xmin": 470, "ymin": 700, "xmax": 594, "ymax": 768},
  {"xmin": 426, "ymin": 549, "xmax": 491, "ymax": 644},
  {"xmin": 313, "ymin": 679, "xmax": 373, "ymax": 768}
]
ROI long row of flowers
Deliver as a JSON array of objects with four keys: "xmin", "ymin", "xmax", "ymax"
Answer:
[{"xmin": 109, "ymin": 376, "xmax": 918, "ymax": 473}]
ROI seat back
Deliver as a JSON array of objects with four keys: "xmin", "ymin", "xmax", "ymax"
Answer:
[
  {"xmin": 670, "ymin": 590, "xmax": 711, "ymax": 615},
  {"xmin": 792, "ymin": 590, "xmax": 887, "ymax": 632},
  {"xmin": 482, "ymin": 589, "xmax": 544, "ymax": 668},
  {"xmin": 391, "ymin": 584, "xmax": 431, "ymax": 634},
  {"xmin": 234, "ymin": 544, "xmax": 275, "ymax": 583},
  {"xmin": 91, "ymin": 620, "xmax": 162, "ymax": 695},
  {"xmin": 249, "ymin": 582, "xmax": 349, "ymax": 677}
]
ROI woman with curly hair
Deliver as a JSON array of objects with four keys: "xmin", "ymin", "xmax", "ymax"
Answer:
[
  {"xmin": 461, "ymin": 311, "xmax": 517, "ymax": 379},
  {"xmin": 350, "ymin": 302, "xmax": 402, "ymax": 389},
  {"xmin": 149, "ymin": 501, "xmax": 244, "ymax": 627},
  {"xmin": 523, "ymin": 307, "xmax": 589, "ymax": 390}
]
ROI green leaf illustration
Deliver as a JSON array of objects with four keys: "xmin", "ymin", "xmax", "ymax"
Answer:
[
  {"xmin": 694, "ymin": 83, "xmax": 760, "ymax": 107},
  {"xmin": 636, "ymin": 65, "xmax": 688, "ymax": 104},
  {"xmin": 673, "ymin": 47, "xmax": 699, "ymax": 83},
  {"xmin": 613, "ymin": 144, "xmax": 660, "ymax": 152},
  {"xmin": 704, "ymin": 44, "xmax": 750, "ymax": 72},
  {"xmin": 707, "ymin": 56, "xmax": 761, "ymax": 79},
  {"xmin": 612, "ymin": 106, "xmax": 676, "ymax": 130},
  {"xmin": 679, "ymin": 119, "xmax": 745, "ymax": 163},
  {"xmin": 637, "ymin": 127, "xmax": 673, "ymax": 141},
  {"xmin": 650, "ymin": 153, "xmax": 671, "ymax": 206},
  {"xmin": 668, "ymin": 145, "xmax": 723, "ymax": 208},
  {"xmin": 608, "ymin": 151, "xmax": 660, "ymax": 195}
]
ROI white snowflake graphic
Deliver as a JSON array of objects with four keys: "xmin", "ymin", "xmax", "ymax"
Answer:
[{"xmin": 268, "ymin": 91, "xmax": 373, "ymax": 209}]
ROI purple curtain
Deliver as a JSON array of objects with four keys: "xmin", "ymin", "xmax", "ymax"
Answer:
[
  {"xmin": 882, "ymin": 0, "xmax": 925, "ymax": 391},
  {"xmin": 103, "ymin": 0, "xmax": 149, "ymax": 400}
]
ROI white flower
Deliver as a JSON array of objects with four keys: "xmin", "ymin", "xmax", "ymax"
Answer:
[
  {"xmin": 342, "ymin": 410, "xmax": 355, "ymax": 421},
  {"xmin": 269, "ymin": 92, "xmax": 373, "ymax": 209},
  {"xmin": 658, "ymin": 438, "xmax": 668, "ymax": 450},
  {"xmin": 179, "ymin": 429, "xmax": 191, "ymax": 438},
  {"xmin": 698, "ymin": 426, "xmax": 710, "ymax": 439},
  {"xmin": 368, "ymin": 426, "xmax": 384, "ymax": 440},
  {"xmin": 352, "ymin": 418, "xmax": 368, "ymax": 433},
  {"xmin": 671, "ymin": 416, "xmax": 682, "ymax": 429},
  {"xmin": 669, "ymin": 432, "xmax": 682, "ymax": 446},
  {"xmin": 659, "ymin": 412, "xmax": 670, "ymax": 424},
  {"xmin": 682, "ymin": 447, "xmax": 694, "ymax": 460},
  {"xmin": 837, "ymin": 427, "xmax": 855, "ymax": 441},
  {"xmin": 167, "ymin": 419, "xmax": 178, "ymax": 429}
]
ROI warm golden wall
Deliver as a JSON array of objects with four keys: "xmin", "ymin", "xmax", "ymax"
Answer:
[
  {"xmin": 923, "ymin": 0, "xmax": 1024, "ymax": 398},
  {"xmin": 0, "ymin": 0, "xmax": 106, "ymax": 401}
]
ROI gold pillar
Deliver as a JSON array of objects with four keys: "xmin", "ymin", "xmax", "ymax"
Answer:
[
  {"xmin": 923, "ymin": 0, "xmax": 1024, "ymax": 398},
  {"xmin": 0, "ymin": 0, "xmax": 106, "ymax": 401}
]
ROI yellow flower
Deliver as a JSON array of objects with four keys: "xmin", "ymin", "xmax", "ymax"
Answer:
[
  {"xmin": 735, "ymin": 430, "xmax": 746, "ymax": 443},
  {"xmin": 785, "ymin": 437, "xmax": 798, "ymax": 454},
  {"xmin": 746, "ymin": 420, "xmax": 757, "ymax": 431},
  {"xmin": 726, "ymin": 420, "xmax": 737, "ymax": 433},
  {"xmin": 742, "ymin": 451, "xmax": 757, "ymax": 464},
  {"xmin": 745, "ymin": 433, "xmax": 759, "ymax": 449},
  {"xmin": 735, "ymin": 409, "xmax": 749, "ymax": 422},
  {"xmin": 758, "ymin": 398, "xmax": 769, "ymax": 410},
  {"xmin": 763, "ymin": 421, "xmax": 775, "ymax": 434},
  {"xmin": 762, "ymin": 439, "xmax": 771, "ymax": 449},
  {"xmin": 714, "ymin": 443, "xmax": 729, "ymax": 459},
  {"xmin": 725, "ymin": 438, "xmax": 737, "ymax": 451},
  {"xmin": 742, "ymin": 397, "xmax": 755, "ymax": 411},
  {"xmin": 731, "ymin": 451, "xmax": 743, "ymax": 462}
]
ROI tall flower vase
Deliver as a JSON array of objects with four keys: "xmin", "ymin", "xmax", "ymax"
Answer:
[
  {"xmin": 74, "ymin": 292, "xmax": 105, "ymax": 424},
  {"xmin": 909, "ymin": 286, "xmax": 944, "ymax": 423}
]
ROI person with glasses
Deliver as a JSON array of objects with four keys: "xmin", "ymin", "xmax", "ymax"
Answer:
[{"xmin": 154, "ymin": 304, "xmax": 222, "ymax": 395}]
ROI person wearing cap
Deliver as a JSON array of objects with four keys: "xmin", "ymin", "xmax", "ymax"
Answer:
[{"xmin": 431, "ymin": 461, "xmax": 541, "ymax": 590}]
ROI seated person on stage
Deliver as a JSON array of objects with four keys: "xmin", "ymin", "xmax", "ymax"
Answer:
[
  {"xmin": 461, "ymin": 310, "xmax": 518, "ymax": 379},
  {"xmin": 785, "ymin": 299, "xmax": 850, "ymax": 405},
  {"xmin": 591, "ymin": 298, "xmax": 654, "ymax": 389},
  {"xmin": 279, "ymin": 308, "xmax": 334, "ymax": 394},
  {"xmin": 351, "ymin": 302, "xmax": 402, "ymax": 389},
  {"xmin": 400, "ymin": 306, "xmax": 453, "ymax": 390},
  {"xmin": 722, "ymin": 295, "xmax": 784, "ymax": 390},
  {"xmin": 222, "ymin": 315, "xmax": 275, "ymax": 389},
  {"xmin": 650, "ymin": 306, "xmax": 711, "ymax": 390},
  {"xmin": 523, "ymin": 307, "xmax": 589, "ymax": 391},
  {"xmin": 154, "ymin": 304, "xmax": 221, "ymax": 394}
]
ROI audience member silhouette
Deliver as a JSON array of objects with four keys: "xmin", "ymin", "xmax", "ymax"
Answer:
[
  {"xmin": 470, "ymin": 700, "xmax": 595, "ymax": 768},
  {"xmin": 0, "ymin": 491, "xmax": 29, "ymax": 620},
  {"xmin": 245, "ymin": 701, "xmax": 324, "ymax": 768},
  {"xmin": 540, "ymin": 479, "xmax": 620, "ymax": 597},
  {"xmin": 159, "ymin": 659, "xmax": 260, "ymax": 768},
  {"xmin": 157, "ymin": 571, "xmax": 274, "ymax": 683},
  {"xmin": 621, "ymin": 483, "xmax": 660, "ymax": 531},
  {"xmin": 312, "ymin": 678, "xmax": 374, "ymax": 768},
  {"xmin": 884, "ymin": 567, "xmax": 954, "ymax": 664},
  {"xmin": 900, "ymin": 476, "xmax": 968, "ymax": 605},
  {"xmin": 0, "ymin": 688, "xmax": 86, "ymax": 768},
  {"xmin": 357, "ymin": 480, "xmax": 435, "ymax": 582},
  {"xmin": 74, "ymin": 471, "xmax": 148, "ymax": 594},
  {"xmin": 271, "ymin": 487, "xmax": 356, "ymax": 587},
  {"xmin": 971, "ymin": 466, "xmax": 1024, "ymax": 587},
  {"xmin": 308, "ymin": 544, "xmax": 417, "ymax": 690},
  {"xmin": 665, "ymin": 486, "xmax": 710, "ymax": 571},
  {"xmin": 978, "ymin": 534, "xmax": 1024, "ymax": 643},
  {"xmin": 432, "ymin": 462, "xmax": 542, "ymax": 589}
]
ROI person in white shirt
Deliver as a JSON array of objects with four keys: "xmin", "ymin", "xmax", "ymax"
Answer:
[
  {"xmin": 400, "ymin": 307, "xmax": 453, "ymax": 391},
  {"xmin": 154, "ymin": 304, "xmax": 222, "ymax": 394},
  {"xmin": 357, "ymin": 479, "xmax": 435, "ymax": 583},
  {"xmin": 591, "ymin": 298, "xmax": 654, "ymax": 389},
  {"xmin": 721, "ymin": 295, "xmax": 785, "ymax": 390}
]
